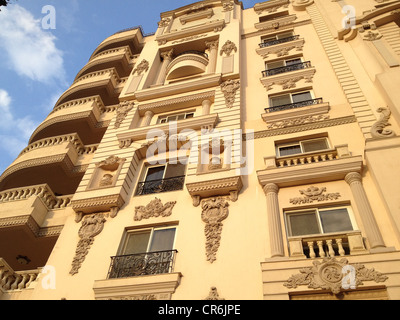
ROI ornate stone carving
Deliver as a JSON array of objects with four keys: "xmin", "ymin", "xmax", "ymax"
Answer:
[
  {"xmin": 290, "ymin": 186, "xmax": 341, "ymax": 205},
  {"xmin": 158, "ymin": 18, "xmax": 171, "ymax": 28},
  {"xmin": 283, "ymin": 257, "xmax": 388, "ymax": 294},
  {"xmin": 220, "ymin": 79, "xmax": 240, "ymax": 108},
  {"xmin": 363, "ymin": 31, "xmax": 383, "ymax": 41},
  {"xmin": 266, "ymin": 115, "xmax": 330, "ymax": 129},
  {"xmin": 201, "ymin": 197, "xmax": 230, "ymax": 263},
  {"xmin": 114, "ymin": 100, "xmax": 134, "ymax": 129},
  {"xmin": 204, "ymin": 287, "xmax": 225, "ymax": 300},
  {"xmin": 70, "ymin": 213, "xmax": 107, "ymax": 275},
  {"xmin": 371, "ymin": 107, "xmax": 395, "ymax": 138},
  {"xmin": 134, "ymin": 198, "xmax": 176, "ymax": 221},
  {"xmin": 220, "ymin": 40, "xmax": 237, "ymax": 56},
  {"xmin": 292, "ymin": 0, "xmax": 314, "ymax": 11},
  {"xmin": 132, "ymin": 59, "xmax": 149, "ymax": 76}
]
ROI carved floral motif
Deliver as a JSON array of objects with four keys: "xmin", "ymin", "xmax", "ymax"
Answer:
[
  {"xmin": 290, "ymin": 186, "xmax": 341, "ymax": 205},
  {"xmin": 220, "ymin": 79, "xmax": 240, "ymax": 108},
  {"xmin": 201, "ymin": 197, "xmax": 229, "ymax": 263},
  {"xmin": 114, "ymin": 101, "xmax": 134, "ymax": 129},
  {"xmin": 70, "ymin": 213, "xmax": 107, "ymax": 275},
  {"xmin": 220, "ymin": 40, "xmax": 237, "ymax": 56},
  {"xmin": 132, "ymin": 59, "xmax": 149, "ymax": 76},
  {"xmin": 204, "ymin": 287, "xmax": 225, "ymax": 300},
  {"xmin": 134, "ymin": 198, "xmax": 176, "ymax": 221},
  {"xmin": 283, "ymin": 257, "xmax": 388, "ymax": 294}
]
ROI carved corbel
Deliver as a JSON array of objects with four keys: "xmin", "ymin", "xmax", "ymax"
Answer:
[{"xmin": 371, "ymin": 107, "xmax": 395, "ymax": 138}]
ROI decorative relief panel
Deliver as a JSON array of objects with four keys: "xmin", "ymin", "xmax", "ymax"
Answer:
[
  {"xmin": 134, "ymin": 198, "xmax": 176, "ymax": 221},
  {"xmin": 220, "ymin": 79, "xmax": 240, "ymax": 108},
  {"xmin": 220, "ymin": 40, "xmax": 237, "ymax": 56},
  {"xmin": 289, "ymin": 186, "xmax": 341, "ymax": 205},
  {"xmin": 114, "ymin": 100, "xmax": 134, "ymax": 129},
  {"xmin": 371, "ymin": 107, "xmax": 395, "ymax": 139},
  {"xmin": 283, "ymin": 257, "xmax": 388, "ymax": 294},
  {"xmin": 204, "ymin": 287, "xmax": 225, "ymax": 300}
]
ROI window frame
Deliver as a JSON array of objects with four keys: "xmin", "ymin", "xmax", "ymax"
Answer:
[
  {"xmin": 276, "ymin": 137, "xmax": 330, "ymax": 157},
  {"xmin": 285, "ymin": 205, "xmax": 358, "ymax": 238},
  {"xmin": 157, "ymin": 110, "xmax": 196, "ymax": 124},
  {"xmin": 269, "ymin": 90, "xmax": 314, "ymax": 109},
  {"xmin": 265, "ymin": 57, "xmax": 303, "ymax": 71}
]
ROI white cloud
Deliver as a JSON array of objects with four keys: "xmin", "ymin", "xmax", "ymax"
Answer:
[
  {"xmin": 0, "ymin": 89, "xmax": 38, "ymax": 172},
  {"xmin": 0, "ymin": 5, "xmax": 66, "ymax": 84}
]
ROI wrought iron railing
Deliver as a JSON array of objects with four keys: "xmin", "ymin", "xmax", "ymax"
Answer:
[
  {"xmin": 259, "ymin": 35, "xmax": 300, "ymax": 48},
  {"xmin": 265, "ymin": 98, "xmax": 323, "ymax": 113},
  {"xmin": 107, "ymin": 250, "xmax": 178, "ymax": 279},
  {"xmin": 135, "ymin": 176, "xmax": 185, "ymax": 196},
  {"xmin": 262, "ymin": 61, "xmax": 312, "ymax": 77}
]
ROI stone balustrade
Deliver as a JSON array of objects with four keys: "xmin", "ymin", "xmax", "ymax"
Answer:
[
  {"xmin": 276, "ymin": 149, "xmax": 339, "ymax": 168},
  {"xmin": 0, "ymin": 184, "xmax": 72, "ymax": 210},
  {"xmin": 288, "ymin": 231, "xmax": 368, "ymax": 259},
  {"xmin": 0, "ymin": 259, "xmax": 40, "ymax": 291}
]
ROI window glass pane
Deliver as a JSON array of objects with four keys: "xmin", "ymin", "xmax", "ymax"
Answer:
[
  {"xmin": 301, "ymin": 138, "xmax": 328, "ymax": 153},
  {"xmin": 270, "ymin": 94, "xmax": 291, "ymax": 107},
  {"xmin": 145, "ymin": 166, "xmax": 165, "ymax": 181},
  {"xmin": 177, "ymin": 114, "xmax": 185, "ymax": 120},
  {"xmin": 267, "ymin": 61, "xmax": 285, "ymax": 70},
  {"xmin": 164, "ymin": 163, "xmax": 186, "ymax": 179},
  {"xmin": 123, "ymin": 231, "xmax": 151, "ymax": 255},
  {"xmin": 167, "ymin": 115, "xmax": 177, "ymax": 122},
  {"xmin": 292, "ymin": 91, "xmax": 312, "ymax": 103},
  {"xmin": 285, "ymin": 58, "xmax": 302, "ymax": 66},
  {"xmin": 279, "ymin": 145, "xmax": 301, "ymax": 156},
  {"xmin": 288, "ymin": 211, "xmax": 320, "ymax": 236},
  {"xmin": 185, "ymin": 113, "xmax": 194, "ymax": 119},
  {"xmin": 159, "ymin": 118, "xmax": 167, "ymax": 124},
  {"xmin": 149, "ymin": 228, "xmax": 176, "ymax": 252},
  {"xmin": 319, "ymin": 208, "xmax": 353, "ymax": 233}
]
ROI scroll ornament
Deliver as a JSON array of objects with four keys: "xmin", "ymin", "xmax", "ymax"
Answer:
[
  {"xmin": 201, "ymin": 197, "xmax": 229, "ymax": 263},
  {"xmin": 290, "ymin": 186, "xmax": 341, "ymax": 205},
  {"xmin": 134, "ymin": 198, "xmax": 176, "ymax": 221},
  {"xmin": 283, "ymin": 257, "xmax": 388, "ymax": 294},
  {"xmin": 371, "ymin": 107, "xmax": 395, "ymax": 139}
]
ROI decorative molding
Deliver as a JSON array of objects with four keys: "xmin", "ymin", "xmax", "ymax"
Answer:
[
  {"xmin": 266, "ymin": 114, "xmax": 330, "ymax": 130},
  {"xmin": 255, "ymin": 14, "xmax": 297, "ymax": 31},
  {"xmin": 283, "ymin": 257, "xmax": 388, "ymax": 294},
  {"xmin": 260, "ymin": 68, "xmax": 316, "ymax": 91},
  {"xmin": 220, "ymin": 79, "xmax": 240, "ymax": 108},
  {"xmin": 114, "ymin": 101, "xmax": 134, "ymax": 129},
  {"xmin": 363, "ymin": 30, "xmax": 383, "ymax": 41},
  {"xmin": 220, "ymin": 40, "xmax": 237, "ymax": 56},
  {"xmin": 132, "ymin": 60, "xmax": 149, "ymax": 76},
  {"xmin": 71, "ymin": 194, "xmax": 125, "ymax": 220},
  {"xmin": 186, "ymin": 176, "xmax": 243, "ymax": 207},
  {"xmin": 134, "ymin": 198, "xmax": 176, "ymax": 221},
  {"xmin": 256, "ymin": 38, "xmax": 305, "ymax": 59},
  {"xmin": 371, "ymin": 107, "xmax": 395, "ymax": 139},
  {"xmin": 0, "ymin": 215, "xmax": 63, "ymax": 238},
  {"xmin": 204, "ymin": 287, "xmax": 225, "ymax": 300},
  {"xmin": 292, "ymin": 0, "xmax": 314, "ymax": 11},
  {"xmin": 254, "ymin": 0, "xmax": 290, "ymax": 15},
  {"xmin": 289, "ymin": 186, "xmax": 341, "ymax": 205},
  {"xmin": 70, "ymin": 213, "xmax": 107, "ymax": 275},
  {"xmin": 201, "ymin": 197, "xmax": 229, "ymax": 263}
]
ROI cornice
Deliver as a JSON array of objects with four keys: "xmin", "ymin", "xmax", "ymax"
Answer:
[
  {"xmin": 260, "ymin": 67, "xmax": 316, "ymax": 91},
  {"xmin": 256, "ymin": 38, "xmax": 305, "ymax": 59},
  {"xmin": 0, "ymin": 215, "xmax": 63, "ymax": 238},
  {"xmin": 71, "ymin": 193, "xmax": 125, "ymax": 216}
]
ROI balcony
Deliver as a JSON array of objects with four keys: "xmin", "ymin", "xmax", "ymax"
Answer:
[
  {"xmin": 288, "ymin": 231, "xmax": 368, "ymax": 259},
  {"xmin": 166, "ymin": 51, "xmax": 209, "ymax": 81},
  {"xmin": 135, "ymin": 176, "xmax": 185, "ymax": 196},
  {"xmin": 259, "ymin": 35, "xmax": 300, "ymax": 48},
  {"xmin": 265, "ymin": 97, "xmax": 323, "ymax": 113},
  {"xmin": 262, "ymin": 61, "xmax": 312, "ymax": 77},
  {"xmin": 107, "ymin": 250, "xmax": 178, "ymax": 279}
]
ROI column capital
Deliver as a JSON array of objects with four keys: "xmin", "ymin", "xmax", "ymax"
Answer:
[
  {"xmin": 263, "ymin": 183, "xmax": 279, "ymax": 195},
  {"xmin": 345, "ymin": 172, "xmax": 362, "ymax": 185},
  {"xmin": 205, "ymin": 40, "xmax": 219, "ymax": 50},
  {"xmin": 161, "ymin": 49, "xmax": 174, "ymax": 61}
]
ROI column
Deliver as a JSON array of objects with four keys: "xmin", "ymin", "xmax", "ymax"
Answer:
[
  {"xmin": 155, "ymin": 49, "xmax": 174, "ymax": 85},
  {"xmin": 345, "ymin": 172, "xmax": 385, "ymax": 249},
  {"xmin": 263, "ymin": 183, "xmax": 285, "ymax": 258},
  {"xmin": 202, "ymin": 99, "xmax": 212, "ymax": 115},
  {"xmin": 205, "ymin": 40, "xmax": 219, "ymax": 74},
  {"xmin": 142, "ymin": 110, "xmax": 154, "ymax": 127}
]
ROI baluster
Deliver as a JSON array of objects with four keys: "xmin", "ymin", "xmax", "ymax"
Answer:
[
  {"xmin": 326, "ymin": 239, "xmax": 335, "ymax": 257},
  {"xmin": 328, "ymin": 153, "xmax": 334, "ymax": 161},
  {"xmin": 299, "ymin": 157, "xmax": 305, "ymax": 165},
  {"xmin": 313, "ymin": 156, "xmax": 320, "ymax": 163},
  {"xmin": 10, "ymin": 274, "xmax": 21, "ymax": 290},
  {"xmin": 25, "ymin": 273, "xmax": 37, "ymax": 288},
  {"xmin": 336, "ymin": 238, "xmax": 345, "ymax": 256},
  {"xmin": 18, "ymin": 274, "xmax": 29, "ymax": 289},
  {"xmin": 307, "ymin": 241, "xmax": 316, "ymax": 258},
  {"xmin": 317, "ymin": 241, "xmax": 326, "ymax": 257},
  {"xmin": 292, "ymin": 158, "xmax": 298, "ymax": 166},
  {"xmin": 4, "ymin": 275, "xmax": 14, "ymax": 290},
  {"xmin": 306, "ymin": 157, "xmax": 312, "ymax": 164},
  {"xmin": 321, "ymin": 154, "xmax": 327, "ymax": 161}
]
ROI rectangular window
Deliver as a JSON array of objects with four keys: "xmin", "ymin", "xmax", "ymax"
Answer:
[
  {"xmin": 276, "ymin": 137, "xmax": 329, "ymax": 157},
  {"xmin": 109, "ymin": 226, "xmax": 177, "ymax": 279},
  {"xmin": 269, "ymin": 91, "xmax": 313, "ymax": 108},
  {"xmin": 157, "ymin": 111, "xmax": 195, "ymax": 124},
  {"xmin": 286, "ymin": 207, "xmax": 354, "ymax": 237},
  {"xmin": 136, "ymin": 162, "xmax": 187, "ymax": 196}
]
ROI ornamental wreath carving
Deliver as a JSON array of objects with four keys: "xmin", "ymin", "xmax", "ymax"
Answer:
[
  {"xmin": 70, "ymin": 213, "xmax": 107, "ymax": 275},
  {"xmin": 290, "ymin": 186, "xmax": 341, "ymax": 205},
  {"xmin": 201, "ymin": 197, "xmax": 230, "ymax": 263},
  {"xmin": 283, "ymin": 257, "xmax": 388, "ymax": 294},
  {"xmin": 134, "ymin": 198, "xmax": 176, "ymax": 221}
]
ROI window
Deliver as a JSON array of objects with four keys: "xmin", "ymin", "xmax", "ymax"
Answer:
[
  {"xmin": 263, "ymin": 58, "xmax": 310, "ymax": 77},
  {"xmin": 265, "ymin": 58, "xmax": 302, "ymax": 71},
  {"xmin": 108, "ymin": 226, "xmax": 177, "ymax": 278},
  {"xmin": 260, "ymin": 32, "xmax": 297, "ymax": 47},
  {"xmin": 157, "ymin": 111, "xmax": 195, "ymax": 124},
  {"xmin": 268, "ymin": 91, "xmax": 315, "ymax": 110},
  {"xmin": 276, "ymin": 137, "xmax": 330, "ymax": 157},
  {"xmin": 285, "ymin": 207, "xmax": 354, "ymax": 237},
  {"xmin": 136, "ymin": 162, "xmax": 187, "ymax": 195}
]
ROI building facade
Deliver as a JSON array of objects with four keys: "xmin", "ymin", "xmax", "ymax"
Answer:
[{"xmin": 1, "ymin": 0, "xmax": 400, "ymax": 300}]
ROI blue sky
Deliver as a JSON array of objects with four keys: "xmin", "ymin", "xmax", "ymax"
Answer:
[{"xmin": 0, "ymin": 0, "xmax": 255, "ymax": 174}]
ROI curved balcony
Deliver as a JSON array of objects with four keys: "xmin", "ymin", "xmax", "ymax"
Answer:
[
  {"xmin": 54, "ymin": 68, "xmax": 123, "ymax": 109},
  {"xmin": 75, "ymin": 46, "xmax": 136, "ymax": 80},
  {"xmin": 29, "ymin": 96, "xmax": 109, "ymax": 145},
  {"xmin": 166, "ymin": 51, "xmax": 209, "ymax": 80},
  {"xmin": 90, "ymin": 27, "xmax": 144, "ymax": 60},
  {"xmin": 0, "ymin": 133, "xmax": 96, "ymax": 196}
]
